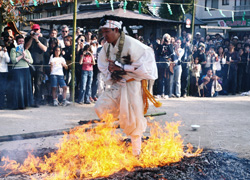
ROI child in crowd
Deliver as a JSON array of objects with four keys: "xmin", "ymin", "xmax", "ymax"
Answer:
[
  {"xmin": 78, "ymin": 44, "xmax": 96, "ymax": 104},
  {"xmin": 0, "ymin": 41, "xmax": 10, "ymax": 109},
  {"xmin": 190, "ymin": 57, "xmax": 201, "ymax": 96},
  {"xmin": 49, "ymin": 46, "xmax": 70, "ymax": 106}
]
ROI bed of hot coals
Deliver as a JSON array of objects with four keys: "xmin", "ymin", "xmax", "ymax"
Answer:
[{"xmin": 1, "ymin": 147, "xmax": 250, "ymax": 180}]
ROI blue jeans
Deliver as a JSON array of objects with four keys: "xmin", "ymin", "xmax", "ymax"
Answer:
[
  {"xmin": 170, "ymin": 65, "xmax": 182, "ymax": 97},
  {"xmin": 78, "ymin": 70, "xmax": 93, "ymax": 103}
]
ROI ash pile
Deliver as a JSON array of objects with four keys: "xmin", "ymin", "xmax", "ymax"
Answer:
[{"xmin": 1, "ymin": 148, "xmax": 250, "ymax": 180}]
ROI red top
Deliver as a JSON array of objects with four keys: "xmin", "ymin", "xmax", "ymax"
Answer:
[{"xmin": 81, "ymin": 55, "xmax": 93, "ymax": 71}]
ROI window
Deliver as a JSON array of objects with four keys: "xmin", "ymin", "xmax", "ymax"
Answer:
[
  {"xmin": 205, "ymin": 0, "xmax": 218, "ymax": 10},
  {"xmin": 47, "ymin": 11, "xmax": 56, "ymax": 17},
  {"xmin": 211, "ymin": 0, "xmax": 218, "ymax": 8},
  {"xmin": 60, "ymin": 9, "xmax": 68, "ymax": 15},
  {"xmin": 222, "ymin": 0, "xmax": 229, "ymax": 5},
  {"xmin": 236, "ymin": 0, "xmax": 249, "ymax": 5}
]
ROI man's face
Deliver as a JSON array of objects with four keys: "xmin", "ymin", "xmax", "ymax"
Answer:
[
  {"xmin": 101, "ymin": 28, "xmax": 119, "ymax": 44},
  {"xmin": 50, "ymin": 30, "xmax": 57, "ymax": 38},
  {"xmin": 61, "ymin": 28, "xmax": 69, "ymax": 37}
]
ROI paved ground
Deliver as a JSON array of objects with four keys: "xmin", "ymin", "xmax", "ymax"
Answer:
[{"xmin": 0, "ymin": 95, "xmax": 250, "ymax": 160}]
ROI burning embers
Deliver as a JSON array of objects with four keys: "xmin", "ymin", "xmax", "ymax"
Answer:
[{"xmin": 0, "ymin": 114, "xmax": 202, "ymax": 179}]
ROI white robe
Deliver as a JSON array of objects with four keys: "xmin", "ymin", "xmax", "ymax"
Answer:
[{"xmin": 94, "ymin": 35, "xmax": 157, "ymax": 136}]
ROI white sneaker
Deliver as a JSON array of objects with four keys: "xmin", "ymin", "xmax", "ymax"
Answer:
[
  {"xmin": 62, "ymin": 100, "xmax": 71, "ymax": 106},
  {"xmin": 53, "ymin": 99, "xmax": 58, "ymax": 106},
  {"xmin": 163, "ymin": 95, "xmax": 169, "ymax": 99},
  {"xmin": 155, "ymin": 95, "xmax": 161, "ymax": 99}
]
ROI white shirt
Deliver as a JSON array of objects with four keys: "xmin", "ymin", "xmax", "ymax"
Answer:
[
  {"xmin": 0, "ymin": 51, "xmax": 10, "ymax": 72},
  {"xmin": 58, "ymin": 35, "xmax": 65, "ymax": 48},
  {"xmin": 173, "ymin": 48, "xmax": 184, "ymax": 65},
  {"xmin": 49, "ymin": 56, "xmax": 66, "ymax": 76}
]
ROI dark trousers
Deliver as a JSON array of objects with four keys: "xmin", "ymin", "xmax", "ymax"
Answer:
[
  {"xmin": 31, "ymin": 67, "xmax": 44, "ymax": 103},
  {"xmin": 0, "ymin": 73, "xmax": 8, "ymax": 109},
  {"xmin": 228, "ymin": 67, "xmax": 237, "ymax": 94},
  {"xmin": 157, "ymin": 66, "xmax": 170, "ymax": 96},
  {"xmin": 237, "ymin": 64, "xmax": 245, "ymax": 93},
  {"xmin": 189, "ymin": 76, "xmax": 199, "ymax": 96},
  {"xmin": 181, "ymin": 64, "xmax": 189, "ymax": 96},
  {"xmin": 221, "ymin": 65, "xmax": 229, "ymax": 94}
]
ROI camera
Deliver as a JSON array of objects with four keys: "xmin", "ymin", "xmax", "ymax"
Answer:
[
  {"xmin": 164, "ymin": 38, "xmax": 169, "ymax": 43},
  {"xmin": 80, "ymin": 39, "xmax": 84, "ymax": 42},
  {"xmin": 31, "ymin": 32, "xmax": 39, "ymax": 36}
]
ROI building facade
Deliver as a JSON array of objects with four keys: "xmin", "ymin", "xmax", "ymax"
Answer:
[{"xmin": 195, "ymin": 0, "xmax": 250, "ymax": 39}]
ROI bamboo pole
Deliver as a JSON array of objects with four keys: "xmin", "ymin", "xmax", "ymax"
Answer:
[
  {"xmin": 191, "ymin": 0, "xmax": 196, "ymax": 43},
  {"xmin": 0, "ymin": 8, "xmax": 3, "ymax": 35},
  {"xmin": 71, "ymin": 0, "xmax": 77, "ymax": 103},
  {"xmin": 187, "ymin": 0, "xmax": 196, "ymax": 96}
]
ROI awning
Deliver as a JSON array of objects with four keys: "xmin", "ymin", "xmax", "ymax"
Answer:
[
  {"xmin": 32, "ymin": 8, "xmax": 183, "ymax": 24},
  {"xmin": 230, "ymin": 27, "xmax": 250, "ymax": 31},
  {"xmin": 200, "ymin": 25, "xmax": 231, "ymax": 30}
]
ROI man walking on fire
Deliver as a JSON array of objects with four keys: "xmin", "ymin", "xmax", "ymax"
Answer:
[{"xmin": 94, "ymin": 15, "xmax": 160, "ymax": 156}]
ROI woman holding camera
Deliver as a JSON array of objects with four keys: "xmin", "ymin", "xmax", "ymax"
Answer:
[
  {"xmin": 77, "ymin": 44, "xmax": 96, "ymax": 104},
  {"xmin": 10, "ymin": 35, "xmax": 34, "ymax": 109}
]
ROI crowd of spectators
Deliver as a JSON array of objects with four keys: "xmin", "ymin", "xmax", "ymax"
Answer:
[
  {"xmin": 152, "ymin": 30, "xmax": 250, "ymax": 99},
  {"xmin": 1, "ymin": 25, "xmax": 250, "ymax": 110}
]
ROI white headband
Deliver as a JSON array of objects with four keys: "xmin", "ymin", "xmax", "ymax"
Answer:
[{"xmin": 100, "ymin": 20, "xmax": 122, "ymax": 29}]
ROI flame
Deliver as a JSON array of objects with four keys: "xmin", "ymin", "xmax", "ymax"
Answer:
[{"xmin": 0, "ymin": 114, "xmax": 202, "ymax": 179}]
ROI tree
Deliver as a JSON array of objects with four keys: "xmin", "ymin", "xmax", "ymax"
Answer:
[
  {"xmin": 0, "ymin": 0, "xmax": 69, "ymax": 34},
  {"xmin": 158, "ymin": 0, "xmax": 193, "ymax": 21}
]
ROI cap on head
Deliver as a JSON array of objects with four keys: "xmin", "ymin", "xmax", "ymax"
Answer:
[
  {"xmin": 32, "ymin": 24, "xmax": 40, "ymax": 30},
  {"xmin": 233, "ymin": 36, "xmax": 238, "ymax": 40},
  {"xmin": 196, "ymin": 32, "xmax": 201, "ymax": 35}
]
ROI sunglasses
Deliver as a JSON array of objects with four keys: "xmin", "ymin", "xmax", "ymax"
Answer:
[{"xmin": 62, "ymin": 31, "xmax": 68, "ymax": 33}]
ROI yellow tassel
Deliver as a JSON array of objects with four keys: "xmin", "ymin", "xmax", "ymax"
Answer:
[{"xmin": 141, "ymin": 80, "xmax": 162, "ymax": 114}]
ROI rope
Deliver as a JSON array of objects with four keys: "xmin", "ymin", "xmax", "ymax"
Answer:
[{"xmin": 141, "ymin": 79, "xmax": 162, "ymax": 114}]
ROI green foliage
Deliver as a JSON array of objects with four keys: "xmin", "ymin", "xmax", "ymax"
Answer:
[
  {"xmin": 126, "ymin": 1, "xmax": 150, "ymax": 15},
  {"xmin": 158, "ymin": 0, "xmax": 193, "ymax": 20}
]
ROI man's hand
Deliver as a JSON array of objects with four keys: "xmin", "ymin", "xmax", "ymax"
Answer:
[{"xmin": 108, "ymin": 59, "xmax": 123, "ymax": 72}]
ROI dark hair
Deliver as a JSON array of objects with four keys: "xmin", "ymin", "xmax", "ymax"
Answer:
[
  {"xmin": 50, "ymin": 28, "xmax": 58, "ymax": 34},
  {"xmin": 98, "ymin": 37, "xmax": 104, "ymax": 45},
  {"xmin": 15, "ymin": 35, "xmax": 24, "ymax": 43},
  {"xmin": 49, "ymin": 37, "xmax": 58, "ymax": 47},
  {"xmin": 63, "ymin": 35, "xmax": 72, "ymax": 46},
  {"xmin": 76, "ymin": 35, "xmax": 85, "ymax": 42},
  {"xmin": 4, "ymin": 27, "xmax": 12, "ymax": 32},
  {"xmin": 83, "ymin": 44, "xmax": 92, "ymax": 53},
  {"xmin": 91, "ymin": 34, "xmax": 97, "ymax": 40},
  {"xmin": 52, "ymin": 46, "xmax": 61, "ymax": 57}
]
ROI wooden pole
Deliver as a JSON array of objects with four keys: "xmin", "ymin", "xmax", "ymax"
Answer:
[{"xmin": 71, "ymin": 0, "xmax": 77, "ymax": 102}]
